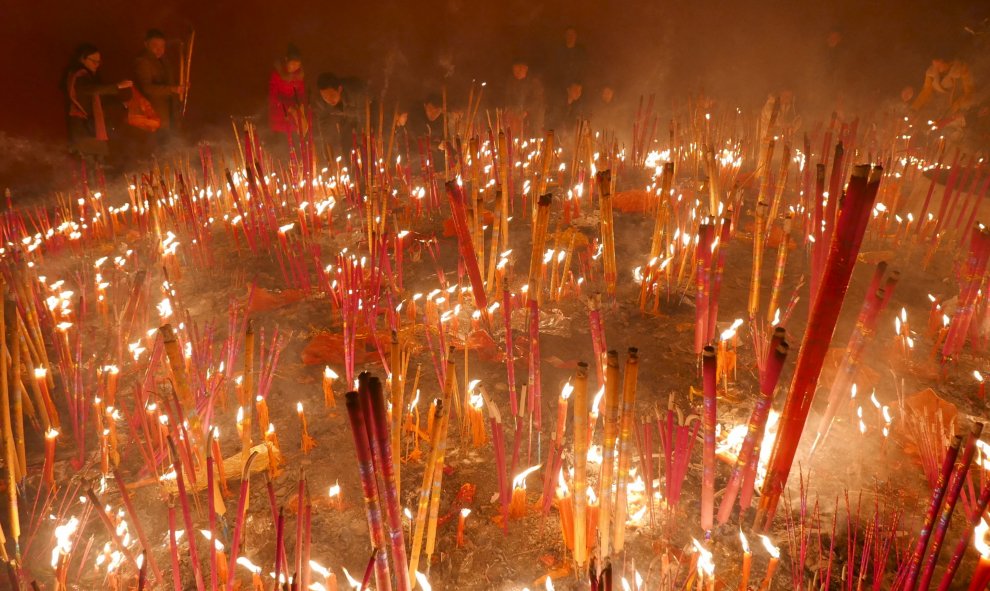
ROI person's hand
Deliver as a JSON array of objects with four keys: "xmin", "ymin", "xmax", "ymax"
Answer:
[{"xmin": 118, "ymin": 80, "xmax": 133, "ymax": 89}]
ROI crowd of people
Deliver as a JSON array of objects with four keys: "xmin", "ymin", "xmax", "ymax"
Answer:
[{"xmin": 62, "ymin": 24, "xmax": 986, "ymax": 172}]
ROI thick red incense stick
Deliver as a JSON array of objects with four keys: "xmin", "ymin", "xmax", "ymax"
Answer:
[
  {"xmin": 756, "ymin": 165, "xmax": 882, "ymax": 529},
  {"xmin": 701, "ymin": 346, "xmax": 718, "ymax": 532}
]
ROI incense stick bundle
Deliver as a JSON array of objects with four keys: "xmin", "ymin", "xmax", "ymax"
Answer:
[
  {"xmin": 597, "ymin": 350, "xmax": 620, "ymax": 560},
  {"xmin": 765, "ymin": 215, "xmax": 792, "ymax": 323},
  {"xmin": 757, "ymin": 165, "xmax": 882, "ymax": 529},
  {"xmin": 597, "ymin": 171, "xmax": 618, "ymax": 297},
  {"xmin": 695, "ymin": 224, "xmax": 715, "ymax": 354},
  {"xmin": 612, "ymin": 348, "xmax": 638, "ymax": 553},
  {"xmin": 942, "ymin": 227, "xmax": 990, "ymax": 357},
  {"xmin": 408, "ymin": 401, "xmax": 444, "ymax": 580},
  {"xmin": 748, "ymin": 202, "xmax": 769, "ymax": 320},
  {"xmin": 572, "ymin": 362, "xmax": 590, "ymax": 568}
]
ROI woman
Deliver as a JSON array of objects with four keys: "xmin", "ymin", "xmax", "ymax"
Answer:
[
  {"xmin": 268, "ymin": 44, "xmax": 307, "ymax": 136},
  {"xmin": 65, "ymin": 44, "xmax": 132, "ymax": 162}
]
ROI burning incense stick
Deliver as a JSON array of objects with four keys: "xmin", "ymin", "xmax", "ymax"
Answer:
[{"xmin": 757, "ymin": 165, "xmax": 882, "ymax": 529}]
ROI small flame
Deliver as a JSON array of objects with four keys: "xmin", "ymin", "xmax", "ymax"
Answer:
[
  {"xmin": 760, "ymin": 535, "xmax": 780, "ymax": 558},
  {"xmin": 512, "ymin": 464, "xmax": 542, "ymax": 489},
  {"xmin": 740, "ymin": 530, "xmax": 750, "ymax": 553}
]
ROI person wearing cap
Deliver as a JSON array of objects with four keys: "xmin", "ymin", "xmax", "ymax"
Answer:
[
  {"xmin": 268, "ymin": 44, "xmax": 307, "ymax": 135},
  {"xmin": 134, "ymin": 29, "xmax": 181, "ymax": 140}
]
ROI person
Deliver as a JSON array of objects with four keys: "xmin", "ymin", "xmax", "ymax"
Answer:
[
  {"xmin": 551, "ymin": 27, "xmax": 588, "ymax": 93},
  {"xmin": 134, "ymin": 29, "xmax": 181, "ymax": 145},
  {"xmin": 912, "ymin": 58, "xmax": 975, "ymax": 125},
  {"xmin": 64, "ymin": 44, "xmax": 132, "ymax": 163},
  {"xmin": 504, "ymin": 57, "xmax": 545, "ymax": 136},
  {"xmin": 548, "ymin": 81, "xmax": 587, "ymax": 132},
  {"xmin": 312, "ymin": 72, "xmax": 366, "ymax": 160},
  {"xmin": 268, "ymin": 44, "xmax": 307, "ymax": 137}
]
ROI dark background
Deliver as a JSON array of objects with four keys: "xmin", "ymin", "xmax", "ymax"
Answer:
[{"xmin": 0, "ymin": 0, "xmax": 985, "ymax": 141}]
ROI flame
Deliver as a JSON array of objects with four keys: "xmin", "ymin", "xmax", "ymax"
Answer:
[
  {"xmin": 341, "ymin": 567, "xmax": 361, "ymax": 590},
  {"xmin": 760, "ymin": 535, "xmax": 781, "ymax": 558},
  {"xmin": 51, "ymin": 516, "xmax": 80, "ymax": 568},
  {"xmin": 693, "ymin": 539, "xmax": 715, "ymax": 577},
  {"xmin": 415, "ymin": 570, "xmax": 433, "ymax": 591},
  {"xmin": 512, "ymin": 464, "xmax": 542, "ymax": 489},
  {"xmin": 976, "ymin": 371, "xmax": 985, "ymax": 383},
  {"xmin": 740, "ymin": 530, "xmax": 750, "ymax": 553},
  {"xmin": 545, "ymin": 576, "xmax": 555, "ymax": 591},
  {"xmin": 297, "ymin": 401, "xmax": 304, "ymax": 413},
  {"xmin": 329, "ymin": 481, "xmax": 341, "ymax": 497},
  {"xmin": 324, "ymin": 367, "xmax": 338, "ymax": 380},
  {"xmin": 460, "ymin": 508, "xmax": 472, "ymax": 518},
  {"xmin": 561, "ymin": 381, "xmax": 574, "ymax": 400},
  {"xmin": 309, "ymin": 560, "xmax": 330, "ymax": 578},
  {"xmin": 977, "ymin": 519, "xmax": 990, "ymax": 559},
  {"xmin": 591, "ymin": 387, "xmax": 605, "ymax": 416}
]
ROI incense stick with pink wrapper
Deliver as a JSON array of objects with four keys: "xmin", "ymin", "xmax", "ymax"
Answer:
[
  {"xmin": 756, "ymin": 165, "xmax": 882, "ymax": 530},
  {"xmin": 917, "ymin": 423, "xmax": 984, "ymax": 591},
  {"xmin": 694, "ymin": 224, "xmax": 715, "ymax": 355},
  {"xmin": 345, "ymin": 390, "xmax": 392, "ymax": 591},
  {"xmin": 700, "ymin": 346, "xmax": 718, "ymax": 533}
]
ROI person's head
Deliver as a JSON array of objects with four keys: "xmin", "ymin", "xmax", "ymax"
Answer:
[
  {"xmin": 424, "ymin": 94, "xmax": 443, "ymax": 122},
  {"xmin": 145, "ymin": 29, "xmax": 166, "ymax": 58},
  {"xmin": 317, "ymin": 73, "xmax": 342, "ymax": 105},
  {"xmin": 900, "ymin": 86, "xmax": 915, "ymax": 103},
  {"xmin": 932, "ymin": 58, "xmax": 951, "ymax": 74},
  {"xmin": 567, "ymin": 82, "xmax": 583, "ymax": 103},
  {"xmin": 601, "ymin": 86, "xmax": 614, "ymax": 104},
  {"xmin": 512, "ymin": 59, "xmax": 529, "ymax": 80},
  {"xmin": 564, "ymin": 27, "xmax": 578, "ymax": 48},
  {"xmin": 396, "ymin": 111, "xmax": 409, "ymax": 127},
  {"xmin": 76, "ymin": 44, "xmax": 101, "ymax": 73},
  {"xmin": 826, "ymin": 30, "xmax": 842, "ymax": 48},
  {"xmin": 284, "ymin": 44, "xmax": 302, "ymax": 74}
]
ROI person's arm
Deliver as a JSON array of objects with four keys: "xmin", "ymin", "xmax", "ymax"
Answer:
[
  {"xmin": 74, "ymin": 74, "xmax": 122, "ymax": 98},
  {"xmin": 911, "ymin": 75, "xmax": 935, "ymax": 111},
  {"xmin": 136, "ymin": 57, "xmax": 175, "ymax": 97}
]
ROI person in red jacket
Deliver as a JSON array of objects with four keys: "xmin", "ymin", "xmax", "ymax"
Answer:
[{"xmin": 268, "ymin": 44, "xmax": 306, "ymax": 136}]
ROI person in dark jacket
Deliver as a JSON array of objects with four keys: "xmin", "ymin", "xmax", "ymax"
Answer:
[
  {"xmin": 504, "ymin": 57, "xmax": 545, "ymax": 136},
  {"xmin": 134, "ymin": 29, "xmax": 181, "ymax": 139},
  {"xmin": 65, "ymin": 44, "xmax": 132, "ymax": 162},
  {"xmin": 313, "ymin": 73, "xmax": 366, "ymax": 160}
]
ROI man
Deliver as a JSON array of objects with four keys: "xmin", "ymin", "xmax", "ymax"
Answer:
[
  {"xmin": 548, "ymin": 81, "xmax": 586, "ymax": 132},
  {"xmin": 553, "ymin": 27, "xmax": 588, "ymax": 94},
  {"xmin": 134, "ymin": 29, "xmax": 181, "ymax": 142},
  {"xmin": 912, "ymin": 58, "xmax": 975, "ymax": 124},
  {"xmin": 313, "ymin": 73, "xmax": 366, "ymax": 160},
  {"xmin": 504, "ymin": 58, "xmax": 545, "ymax": 136}
]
